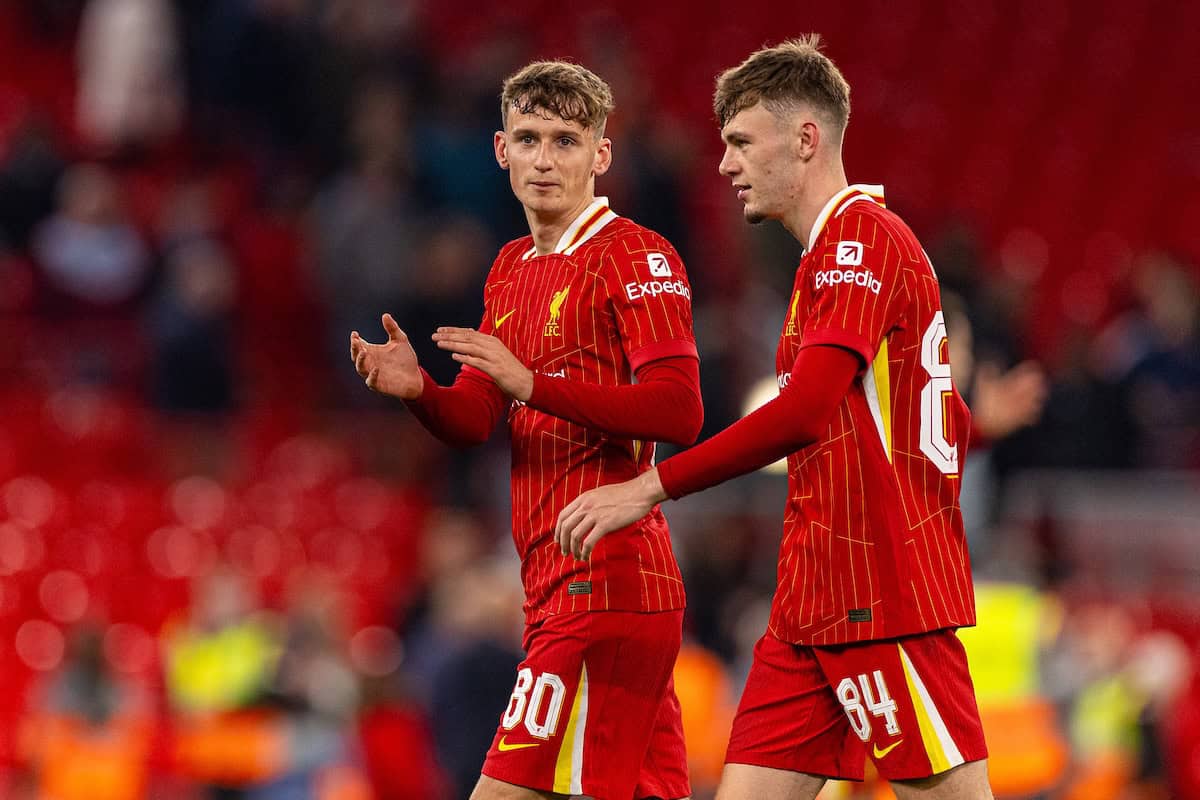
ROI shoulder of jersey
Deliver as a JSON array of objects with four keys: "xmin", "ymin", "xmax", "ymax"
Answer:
[
  {"xmin": 492, "ymin": 235, "xmax": 535, "ymax": 270},
  {"xmin": 835, "ymin": 197, "xmax": 919, "ymax": 254},
  {"xmin": 580, "ymin": 217, "xmax": 678, "ymax": 263}
]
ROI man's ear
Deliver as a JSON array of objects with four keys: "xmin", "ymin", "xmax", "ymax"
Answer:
[
  {"xmin": 494, "ymin": 131, "xmax": 509, "ymax": 170},
  {"xmin": 795, "ymin": 119, "xmax": 821, "ymax": 162},
  {"xmin": 593, "ymin": 137, "xmax": 612, "ymax": 177}
]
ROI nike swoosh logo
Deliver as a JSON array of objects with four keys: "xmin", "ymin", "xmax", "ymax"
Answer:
[
  {"xmin": 498, "ymin": 736, "xmax": 540, "ymax": 752},
  {"xmin": 494, "ymin": 310, "xmax": 516, "ymax": 329},
  {"xmin": 872, "ymin": 739, "xmax": 903, "ymax": 759}
]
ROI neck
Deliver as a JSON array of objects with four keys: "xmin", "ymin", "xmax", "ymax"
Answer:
[
  {"xmin": 780, "ymin": 159, "xmax": 848, "ymax": 250},
  {"xmin": 527, "ymin": 192, "xmax": 596, "ymax": 256}
]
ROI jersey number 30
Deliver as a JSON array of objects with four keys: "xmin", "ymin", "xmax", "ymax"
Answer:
[
  {"xmin": 501, "ymin": 667, "xmax": 566, "ymax": 739},
  {"xmin": 919, "ymin": 312, "xmax": 959, "ymax": 476}
]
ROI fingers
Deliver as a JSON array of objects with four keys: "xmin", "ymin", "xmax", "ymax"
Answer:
[
  {"xmin": 355, "ymin": 349, "xmax": 370, "ymax": 378},
  {"xmin": 438, "ymin": 338, "xmax": 487, "ymax": 357},
  {"xmin": 555, "ymin": 500, "xmax": 604, "ymax": 561},
  {"xmin": 365, "ymin": 367, "xmax": 379, "ymax": 391},
  {"xmin": 350, "ymin": 331, "xmax": 361, "ymax": 361},
  {"xmin": 570, "ymin": 518, "xmax": 598, "ymax": 561},
  {"xmin": 382, "ymin": 313, "xmax": 408, "ymax": 343},
  {"xmin": 580, "ymin": 527, "xmax": 608, "ymax": 560},
  {"xmin": 556, "ymin": 500, "xmax": 584, "ymax": 554}
]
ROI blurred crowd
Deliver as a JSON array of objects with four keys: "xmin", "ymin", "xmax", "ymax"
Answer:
[{"xmin": 0, "ymin": 1, "xmax": 1198, "ymax": 799}]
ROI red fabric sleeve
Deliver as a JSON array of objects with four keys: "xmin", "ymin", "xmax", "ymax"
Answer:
[
  {"xmin": 605, "ymin": 232, "xmax": 699, "ymax": 372},
  {"xmin": 526, "ymin": 355, "xmax": 702, "ymax": 445},
  {"xmin": 800, "ymin": 209, "xmax": 908, "ymax": 365},
  {"xmin": 404, "ymin": 367, "xmax": 507, "ymax": 448},
  {"xmin": 657, "ymin": 345, "xmax": 861, "ymax": 499}
]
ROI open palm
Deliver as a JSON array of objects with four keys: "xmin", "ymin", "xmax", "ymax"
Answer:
[{"xmin": 350, "ymin": 313, "xmax": 423, "ymax": 400}]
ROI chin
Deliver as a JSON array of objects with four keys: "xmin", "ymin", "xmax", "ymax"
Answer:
[{"xmin": 745, "ymin": 208, "xmax": 768, "ymax": 225}]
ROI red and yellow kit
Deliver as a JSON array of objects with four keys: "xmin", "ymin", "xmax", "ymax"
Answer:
[
  {"xmin": 476, "ymin": 197, "xmax": 697, "ymax": 625},
  {"xmin": 770, "ymin": 184, "xmax": 976, "ymax": 646}
]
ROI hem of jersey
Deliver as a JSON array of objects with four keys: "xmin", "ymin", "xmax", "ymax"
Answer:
[
  {"xmin": 797, "ymin": 329, "xmax": 876, "ymax": 367},
  {"xmin": 768, "ymin": 620, "xmax": 977, "ymax": 649},
  {"xmin": 627, "ymin": 339, "xmax": 699, "ymax": 373},
  {"xmin": 523, "ymin": 603, "xmax": 686, "ymax": 625}
]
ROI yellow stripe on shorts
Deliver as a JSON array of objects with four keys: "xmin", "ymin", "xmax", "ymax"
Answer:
[
  {"xmin": 553, "ymin": 662, "xmax": 588, "ymax": 794},
  {"xmin": 898, "ymin": 644, "xmax": 965, "ymax": 774}
]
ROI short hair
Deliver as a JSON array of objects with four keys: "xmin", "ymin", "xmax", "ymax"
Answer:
[
  {"xmin": 713, "ymin": 35, "xmax": 851, "ymax": 135},
  {"xmin": 500, "ymin": 60, "xmax": 614, "ymax": 134}
]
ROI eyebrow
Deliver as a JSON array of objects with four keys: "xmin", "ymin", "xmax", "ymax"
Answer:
[{"xmin": 511, "ymin": 127, "xmax": 585, "ymax": 139}]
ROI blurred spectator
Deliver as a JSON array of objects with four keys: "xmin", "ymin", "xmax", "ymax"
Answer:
[
  {"xmin": 252, "ymin": 573, "xmax": 372, "ymax": 800},
  {"xmin": 164, "ymin": 567, "xmax": 286, "ymax": 795},
  {"xmin": 396, "ymin": 509, "xmax": 521, "ymax": 799},
  {"xmin": 398, "ymin": 217, "xmax": 490, "ymax": 386},
  {"xmin": 164, "ymin": 566, "xmax": 281, "ymax": 716},
  {"xmin": 312, "ymin": 78, "xmax": 420, "ymax": 396},
  {"xmin": 17, "ymin": 625, "xmax": 154, "ymax": 800},
  {"xmin": 1098, "ymin": 256, "xmax": 1200, "ymax": 469},
  {"xmin": 32, "ymin": 163, "xmax": 149, "ymax": 311},
  {"xmin": 943, "ymin": 288, "xmax": 1048, "ymax": 563},
  {"xmin": 415, "ymin": 37, "xmax": 527, "ymax": 241},
  {"xmin": 0, "ymin": 118, "xmax": 65, "ymax": 251},
  {"xmin": 76, "ymin": 0, "xmax": 182, "ymax": 152},
  {"xmin": 426, "ymin": 557, "xmax": 523, "ymax": 800},
  {"xmin": 145, "ymin": 239, "xmax": 237, "ymax": 413}
]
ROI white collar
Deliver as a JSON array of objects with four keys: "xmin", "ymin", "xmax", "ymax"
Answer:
[{"xmin": 522, "ymin": 196, "xmax": 618, "ymax": 259}]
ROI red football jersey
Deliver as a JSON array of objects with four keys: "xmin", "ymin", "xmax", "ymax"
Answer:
[
  {"xmin": 772, "ymin": 184, "xmax": 976, "ymax": 645},
  {"xmin": 474, "ymin": 197, "xmax": 697, "ymax": 623}
]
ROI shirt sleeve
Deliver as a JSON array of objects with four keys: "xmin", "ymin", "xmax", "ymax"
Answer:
[
  {"xmin": 405, "ymin": 367, "xmax": 506, "ymax": 447},
  {"xmin": 605, "ymin": 232, "xmax": 699, "ymax": 372},
  {"xmin": 800, "ymin": 210, "xmax": 909, "ymax": 366},
  {"xmin": 526, "ymin": 355, "xmax": 702, "ymax": 445},
  {"xmin": 656, "ymin": 345, "xmax": 860, "ymax": 499}
]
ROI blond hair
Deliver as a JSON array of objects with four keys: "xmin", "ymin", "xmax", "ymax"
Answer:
[
  {"xmin": 713, "ymin": 35, "xmax": 850, "ymax": 134},
  {"xmin": 500, "ymin": 60, "xmax": 614, "ymax": 134}
]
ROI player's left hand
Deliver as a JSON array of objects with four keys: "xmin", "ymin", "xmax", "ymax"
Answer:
[
  {"xmin": 433, "ymin": 327, "xmax": 535, "ymax": 401},
  {"xmin": 556, "ymin": 469, "xmax": 668, "ymax": 560}
]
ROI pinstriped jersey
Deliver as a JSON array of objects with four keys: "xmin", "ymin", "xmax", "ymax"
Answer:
[
  {"xmin": 473, "ymin": 197, "xmax": 697, "ymax": 624},
  {"xmin": 772, "ymin": 184, "xmax": 976, "ymax": 645}
]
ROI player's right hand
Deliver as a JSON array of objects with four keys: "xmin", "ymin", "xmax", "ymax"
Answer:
[{"xmin": 350, "ymin": 313, "xmax": 423, "ymax": 400}]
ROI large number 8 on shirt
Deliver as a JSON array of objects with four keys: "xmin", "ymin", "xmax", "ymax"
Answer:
[{"xmin": 919, "ymin": 311, "xmax": 959, "ymax": 476}]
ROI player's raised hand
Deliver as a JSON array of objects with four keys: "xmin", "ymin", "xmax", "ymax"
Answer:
[
  {"xmin": 972, "ymin": 359, "xmax": 1048, "ymax": 439},
  {"xmin": 555, "ymin": 469, "xmax": 668, "ymax": 560},
  {"xmin": 349, "ymin": 314, "xmax": 423, "ymax": 400},
  {"xmin": 432, "ymin": 327, "xmax": 535, "ymax": 401}
]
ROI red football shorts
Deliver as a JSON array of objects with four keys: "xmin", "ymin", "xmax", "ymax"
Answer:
[
  {"xmin": 726, "ymin": 628, "xmax": 987, "ymax": 781},
  {"xmin": 481, "ymin": 609, "xmax": 690, "ymax": 800}
]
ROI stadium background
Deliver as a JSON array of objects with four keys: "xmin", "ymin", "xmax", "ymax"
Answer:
[{"xmin": 0, "ymin": 0, "xmax": 1197, "ymax": 798}]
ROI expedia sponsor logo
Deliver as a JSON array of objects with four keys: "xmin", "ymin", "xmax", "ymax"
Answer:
[
  {"xmin": 813, "ymin": 268, "xmax": 882, "ymax": 295},
  {"xmin": 625, "ymin": 279, "xmax": 691, "ymax": 302},
  {"xmin": 647, "ymin": 252, "xmax": 672, "ymax": 277}
]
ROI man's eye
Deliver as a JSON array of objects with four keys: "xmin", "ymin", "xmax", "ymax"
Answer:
[
  {"xmin": 521, "ymin": 135, "xmax": 535, "ymax": 145},
  {"xmin": 559, "ymin": 137, "xmax": 575, "ymax": 146}
]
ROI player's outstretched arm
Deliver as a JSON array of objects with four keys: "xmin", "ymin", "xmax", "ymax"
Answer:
[
  {"xmin": 556, "ymin": 344, "xmax": 861, "ymax": 560},
  {"xmin": 433, "ymin": 329, "xmax": 703, "ymax": 445},
  {"xmin": 556, "ymin": 468, "xmax": 668, "ymax": 560},
  {"xmin": 350, "ymin": 313, "xmax": 423, "ymax": 400}
]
